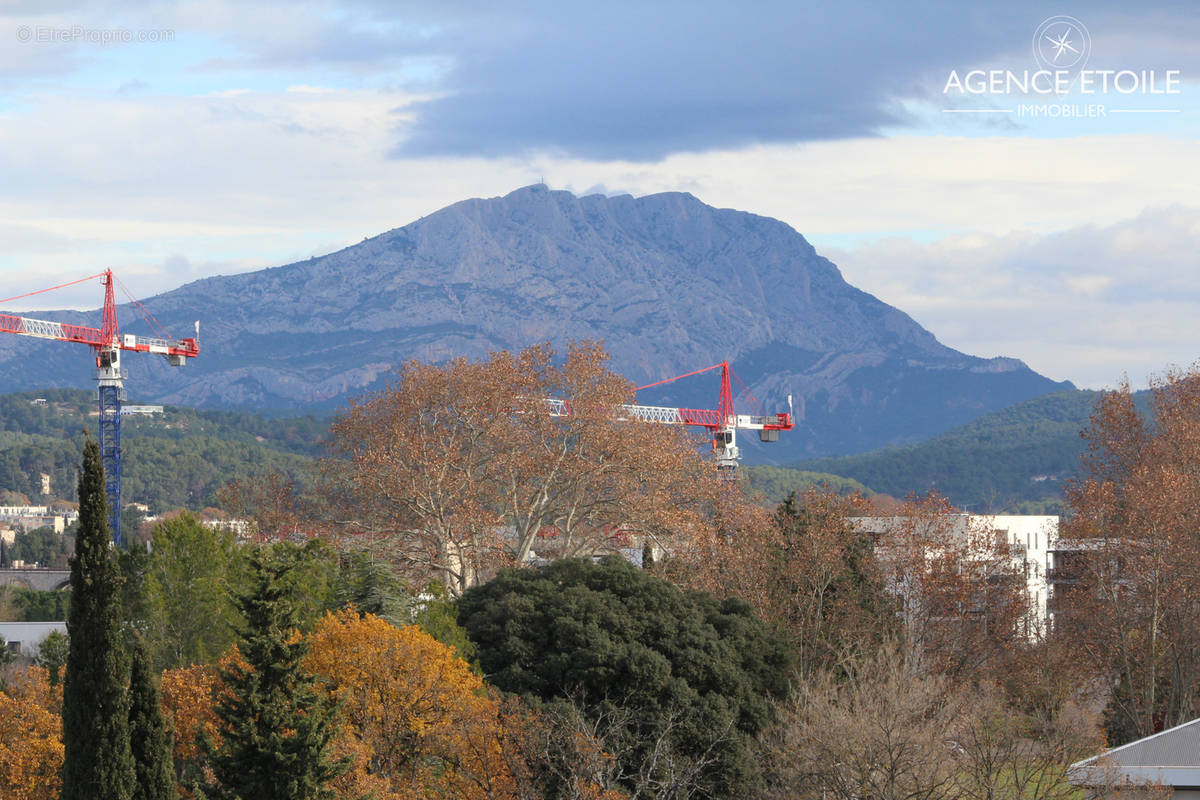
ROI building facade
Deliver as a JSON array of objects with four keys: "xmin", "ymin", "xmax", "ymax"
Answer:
[{"xmin": 851, "ymin": 514, "xmax": 1059, "ymax": 636}]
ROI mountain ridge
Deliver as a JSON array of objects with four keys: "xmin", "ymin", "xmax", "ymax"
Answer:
[{"xmin": 0, "ymin": 185, "xmax": 1072, "ymax": 458}]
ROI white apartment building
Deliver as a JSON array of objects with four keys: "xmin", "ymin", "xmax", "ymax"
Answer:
[{"xmin": 851, "ymin": 514, "xmax": 1059, "ymax": 637}]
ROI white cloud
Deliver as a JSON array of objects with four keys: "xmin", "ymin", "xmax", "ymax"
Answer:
[{"xmin": 822, "ymin": 206, "xmax": 1200, "ymax": 389}]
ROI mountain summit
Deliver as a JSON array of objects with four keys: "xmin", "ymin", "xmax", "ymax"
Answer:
[{"xmin": 0, "ymin": 185, "xmax": 1070, "ymax": 458}]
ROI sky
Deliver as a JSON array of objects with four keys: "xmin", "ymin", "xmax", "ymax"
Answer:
[{"xmin": 0, "ymin": 0, "xmax": 1197, "ymax": 389}]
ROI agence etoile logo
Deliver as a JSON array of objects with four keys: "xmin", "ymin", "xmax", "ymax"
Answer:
[{"xmin": 1033, "ymin": 16, "xmax": 1091, "ymax": 72}]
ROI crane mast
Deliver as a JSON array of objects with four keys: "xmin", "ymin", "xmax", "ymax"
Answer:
[{"xmin": 0, "ymin": 270, "xmax": 199, "ymax": 545}]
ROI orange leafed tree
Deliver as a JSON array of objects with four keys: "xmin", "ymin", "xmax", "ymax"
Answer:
[
  {"xmin": 0, "ymin": 666, "xmax": 64, "ymax": 800},
  {"xmin": 677, "ymin": 488, "xmax": 1028, "ymax": 681},
  {"xmin": 323, "ymin": 343, "xmax": 717, "ymax": 596},
  {"xmin": 217, "ymin": 472, "xmax": 317, "ymax": 543},
  {"xmin": 670, "ymin": 488, "xmax": 898, "ymax": 678},
  {"xmin": 1061, "ymin": 367, "xmax": 1200, "ymax": 742},
  {"xmin": 304, "ymin": 608, "xmax": 516, "ymax": 800},
  {"xmin": 159, "ymin": 663, "xmax": 221, "ymax": 799},
  {"xmin": 160, "ymin": 650, "xmax": 391, "ymax": 800}
]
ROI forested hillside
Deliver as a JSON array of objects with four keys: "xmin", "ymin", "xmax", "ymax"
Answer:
[
  {"xmin": 0, "ymin": 389, "xmax": 321, "ymax": 510},
  {"xmin": 2, "ymin": 387, "xmax": 1129, "ymax": 514},
  {"xmin": 789, "ymin": 390, "xmax": 1146, "ymax": 512},
  {"xmin": 743, "ymin": 465, "xmax": 873, "ymax": 504}
]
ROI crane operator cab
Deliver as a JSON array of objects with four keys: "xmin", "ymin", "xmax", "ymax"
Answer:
[
  {"xmin": 714, "ymin": 427, "xmax": 740, "ymax": 473},
  {"xmin": 96, "ymin": 347, "xmax": 123, "ymax": 384}
]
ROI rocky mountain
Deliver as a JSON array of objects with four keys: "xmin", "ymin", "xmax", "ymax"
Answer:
[{"xmin": 0, "ymin": 185, "xmax": 1072, "ymax": 459}]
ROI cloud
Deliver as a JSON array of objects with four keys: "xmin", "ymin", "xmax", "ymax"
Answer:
[
  {"xmin": 391, "ymin": 3, "xmax": 992, "ymax": 160},
  {"xmin": 3, "ymin": 1, "xmax": 1197, "ymax": 159},
  {"xmin": 821, "ymin": 206, "xmax": 1200, "ymax": 388},
  {"xmin": 389, "ymin": 1, "xmax": 1200, "ymax": 160}
]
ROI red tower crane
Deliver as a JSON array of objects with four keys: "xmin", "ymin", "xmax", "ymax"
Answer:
[
  {"xmin": 546, "ymin": 360, "xmax": 794, "ymax": 472},
  {"xmin": 0, "ymin": 270, "xmax": 200, "ymax": 545}
]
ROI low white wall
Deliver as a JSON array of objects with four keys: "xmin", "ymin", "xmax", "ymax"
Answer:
[{"xmin": 0, "ymin": 620, "xmax": 66, "ymax": 657}]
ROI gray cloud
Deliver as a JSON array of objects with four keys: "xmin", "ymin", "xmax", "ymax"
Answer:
[
  {"xmin": 4, "ymin": 1, "xmax": 1196, "ymax": 159},
  {"xmin": 391, "ymin": 2, "xmax": 1008, "ymax": 160},
  {"xmin": 387, "ymin": 1, "xmax": 1200, "ymax": 160}
]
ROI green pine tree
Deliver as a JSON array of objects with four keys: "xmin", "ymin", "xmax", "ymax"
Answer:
[
  {"xmin": 129, "ymin": 634, "xmax": 177, "ymax": 800},
  {"xmin": 209, "ymin": 545, "xmax": 348, "ymax": 800},
  {"xmin": 62, "ymin": 436, "xmax": 136, "ymax": 800}
]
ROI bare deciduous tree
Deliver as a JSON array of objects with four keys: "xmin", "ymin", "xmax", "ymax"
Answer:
[
  {"xmin": 763, "ymin": 646, "xmax": 962, "ymax": 800},
  {"xmin": 1061, "ymin": 367, "xmax": 1200, "ymax": 743},
  {"xmin": 876, "ymin": 494, "xmax": 1030, "ymax": 680},
  {"xmin": 322, "ymin": 342, "xmax": 718, "ymax": 595},
  {"xmin": 950, "ymin": 681, "xmax": 1104, "ymax": 800},
  {"xmin": 669, "ymin": 488, "xmax": 898, "ymax": 679}
]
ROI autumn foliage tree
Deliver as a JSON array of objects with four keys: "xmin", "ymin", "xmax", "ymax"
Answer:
[
  {"xmin": 0, "ymin": 666, "xmax": 63, "ymax": 800},
  {"xmin": 304, "ymin": 608, "xmax": 515, "ymax": 800},
  {"xmin": 674, "ymin": 489, "xmax": 1028, "ymax": 681},
  {"xmin": 671, "ymin": 488, "xmax": 897, "ymax": 678},
  {"xmin": 323, "ymin": 343, "xmax": 718, "ymax": 596},
  {"xmin": 159, "ymin": 664, "xmax": 220, "ymax": 798},
  {"xmin": 217, "ymin": 472, "xmax": 315, "ymax": 543},
  {"xmin": 1061, "ymin": 366, "xmax": 1200, "ymax": 743}
]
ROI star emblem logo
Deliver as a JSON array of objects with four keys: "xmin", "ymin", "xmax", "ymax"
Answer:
[
  {"xmin": 1033, "ymin": 16, "xmax": 1091, "ymax": 71},
  {"xmin": 1045, "ymin": 28, "xmax": 1080, "ymax": 62}
]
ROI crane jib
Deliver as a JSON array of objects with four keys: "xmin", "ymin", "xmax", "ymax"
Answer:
[
  {"xmin": 0, "ymin": 313, "xmax": 107, "ymax": 347},
  {"xmin": 0, "ymin": 313, "xmax": 199, "ymax": 357},
  {"xmin": 543, "ymin": 398, "xmax": 793, "ymax": 431}
]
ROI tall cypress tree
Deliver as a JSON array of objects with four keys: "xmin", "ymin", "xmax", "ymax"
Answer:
[
  {"xmin": 129, "ymin": 634, "xmax": 177, "ymax": 800},
  {"xmin": 209, "ymin": 545, "xmax": 348, "ymax": 800},
  {"xmin": 62, "ymin": 436, "xmax": 136, "ymax": 800}
]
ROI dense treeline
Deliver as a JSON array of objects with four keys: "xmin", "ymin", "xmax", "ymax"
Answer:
[
  {"xmin": 0, "ymin": 585, "xmax": 70, "ymax": 621},
  {"xmin": 0, "ymin": 389, "xmax": 326, "ymax": 454},
  {"xmin": 791, "ymin": 390, "xmax": 1141, "ymax": 512},
  {"xmin": 0, "ymin": 389, "xmax": 319, "ymax": 510},
  {"xmin": 743, "ymin": 465, "xmax": 873, "ymax": 504}
]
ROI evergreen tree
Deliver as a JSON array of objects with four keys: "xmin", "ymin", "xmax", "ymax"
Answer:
[
  {"xmin": 459, "ymin": 556, "xmax": 792, "ymax": 799},
  {"xmin": 139, "ymin": 513, "xmax": 246, "ymax": 671},
  {"xmin": 62, "ymin": 436, "xmax": 136, "ymax": 800},
  {"xmin": 34, "ymin": 629, "xmax": 69, "ymax": 686},
  {"xmin": 209, "ymin": 546, "xmax": 348, "ymax": 800},
  {"xmin": 129, "ymin": 634, "xmax": 177, "ymax": 800}
]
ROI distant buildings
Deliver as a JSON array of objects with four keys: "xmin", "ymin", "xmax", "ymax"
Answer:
[
  {"xmin": 200, "ymin": 518, "xmax": 254, "ymax": 539},
  {"xmin": 0, "ymin": 505, "xmax": 79, "ymax": 535}
]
